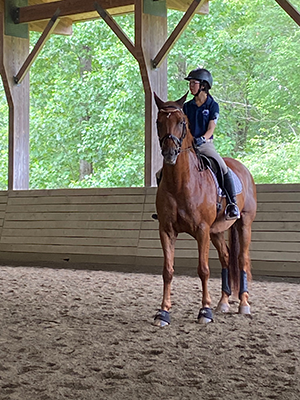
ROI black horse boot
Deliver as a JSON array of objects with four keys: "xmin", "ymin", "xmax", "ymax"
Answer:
[
  {"xmin": 152, "ymin": 169, "xmax": 163, "ymax": 220},
  {"xmin": 223, "ymin": 171, "xmax": 240, "ymax": 220}
]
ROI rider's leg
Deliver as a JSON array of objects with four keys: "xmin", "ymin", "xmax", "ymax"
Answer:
[
  {"xmin": 152, "ymin": 168, "xmax": 163, "ymax": 220},
  {"xmin": 156, "ymin": 168, "xmax": 163, "ymax": 186},
  {"xmin": 196, "ymin": 141, "xmax": 240, "ymax": 220},
  {"xmin": 223, "ymin": 170, "xmax": 240, "ymax": 220}
]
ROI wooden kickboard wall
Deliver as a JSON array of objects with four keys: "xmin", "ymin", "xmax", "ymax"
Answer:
[{"xmin": 0, "ymin": 184, "xmax": 299, "ymax": 277}]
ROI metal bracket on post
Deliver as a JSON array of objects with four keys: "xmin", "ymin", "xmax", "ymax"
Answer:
[
  {"xmin": 13, "ymin": 8, "xmax": 60, "ymax": 84},
  {"xmin": 151, "ymin": 59, "xmax": 158, "ymax": 69},
  {"xmin": 11, "ymin": 7, "xmax": 20, "ymax": 24}
]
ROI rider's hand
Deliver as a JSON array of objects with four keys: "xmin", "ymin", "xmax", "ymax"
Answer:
[{"xmin": 194, "ymin": 136, "xmax": 206, "ymax": 147}]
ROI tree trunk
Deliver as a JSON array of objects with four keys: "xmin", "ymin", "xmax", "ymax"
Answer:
[
  {"xmin": 79, "ymin": 45, "xmax": 93, "ymax": 181},
  {"xmin": 80, "ymin": 159, "xmax": 93, "ymax": 180}
]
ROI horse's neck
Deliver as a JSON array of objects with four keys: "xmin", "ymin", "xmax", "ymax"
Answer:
[{"xmin": 163, "ymin": 149, "xmax": 198, "ymax": 191}]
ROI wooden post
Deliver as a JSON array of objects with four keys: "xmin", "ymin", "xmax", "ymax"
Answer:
[
  {"xmin": 14, "ymin": 8, "xmax": 60, "ymax": 84},
  {"xmin": 135, "ymin": 0, "xmax": 167, "ymax": 187},
  {"xmin": 0, "ymin": 6, "xmax": 29, "ymax": 190},
  {"xmin": 95, "ymin": 0, "xmax": 166, "ymax": 186}
]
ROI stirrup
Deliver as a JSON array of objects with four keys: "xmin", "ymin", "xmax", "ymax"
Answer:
[
  {"xmin": 152, "ymin": 213, "xmax": 158, "ymax": 220},
  {"xmin": 225, "ymin": 203, "xmax": 240, "ymax": 220}
]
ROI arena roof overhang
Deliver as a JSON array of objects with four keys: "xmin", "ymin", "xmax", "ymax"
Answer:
[{"xmin": 10, "ymin": 0, "xmax": 210, "ymax": 35}]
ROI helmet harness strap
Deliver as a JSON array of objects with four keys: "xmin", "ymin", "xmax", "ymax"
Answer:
[{"xmin": 194, "ymin": 80, "xmax": 208, "ymax": 97}]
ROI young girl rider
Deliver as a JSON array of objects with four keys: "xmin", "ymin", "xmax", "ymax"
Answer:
[{"xmin": 183, "ymin": 67, "xmax": 240, "ymax": 220}]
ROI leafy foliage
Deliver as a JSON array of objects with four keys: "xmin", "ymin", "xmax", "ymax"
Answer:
[
  {"xmin": 29, "ymin": 16, "xmax": 144, "ymax": 189},
  {"xmin": 0, "ymin": 0, "xmax": 299, "ymax": 189},
  {"xmin": 168, "ymin": 0, "xmax": 300, "ymax": 183}
]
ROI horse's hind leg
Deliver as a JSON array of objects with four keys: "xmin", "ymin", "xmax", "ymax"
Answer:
[
  {"xmin": 153, "ymin": 229, "xmax": 177, "ymax": 327},
  {"xmin": 236, "ymin": 217, "xmax": 252, "ymax": 314},
  {"xmin": 210, "ymin": 232, "xmax": 231, "ymax": 313}
]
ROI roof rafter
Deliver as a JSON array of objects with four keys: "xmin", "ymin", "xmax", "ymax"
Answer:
[
  {"xmin": 14, "ymin": 8, "xmax": 61, "ymax": 84},
  {"xmin": 152, "ymin": 0, "xmax": 204, "ymax": 69},
  {"xmin": 12, "ymin": 0, "xmax": 134, "ymax": 24}
]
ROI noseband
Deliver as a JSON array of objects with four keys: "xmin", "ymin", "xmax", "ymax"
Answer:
[{"xmin": 157, "ymin": 106, "xmax": 187, "ymax": 154}]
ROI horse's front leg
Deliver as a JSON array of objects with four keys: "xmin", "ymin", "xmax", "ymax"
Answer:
[
  {"xmin": 210, "ymin": 232, "xmax": 231, "ymax": 313},
  {"xmin": 153, "ymin": 228, "xmax": 177, "ymax": 327},
  {"xmin": 196, "ymin": 226, "xmax": 213, "ymax": 324}
]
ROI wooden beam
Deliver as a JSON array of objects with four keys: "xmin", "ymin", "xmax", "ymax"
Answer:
[
  {"xmin": 29, "ymin": 18, "xmax": 73, "ymax": 36},
  {"xmin": 167, "ymin": 0, "xmax": 209, "ymax": 15},
  {"xmin": 135, "ymin": 0, "xmax": 167, "ymax": 187},
  {"xmin": 152, "ymin": 0, "xmax": 204, "ymax": 68},
  {"xmin": 134, "ymin": 0, "xmax": 150, "ymax": 92},
  {"xmin": 14, "ymin": 9, "xmax": 60, "ymax": 84},
  {"xmin": 0, "ymin": 13, "xmax": 13, "ymax": 107},
  {"xmin": 275, "ymin": 0, "xmax": 300, "ymax": 26},
  {"xmin": 94, "ymin": 2, "xmax": 137, "ymax": 60},
  {"xmin": 0, "ymin": 11, "xmax": 30, "ymax": 189},
  {"xmin": 12, "ymin": 0, "xmax": 134, "ymax": 24}
]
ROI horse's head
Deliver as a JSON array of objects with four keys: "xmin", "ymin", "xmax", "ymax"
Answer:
[{"xmin": 154, "ymin": 92, "xmax": 189, "ymax": 165}]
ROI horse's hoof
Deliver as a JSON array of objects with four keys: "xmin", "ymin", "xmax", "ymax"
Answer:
[
  {"xmin": 153, "ymin": 319, "xmax": 169, "ymax": 327},
  {"xmin": 197, "ymin": 307, "xmax": 213, "ymax": 324},
  {"xmin": 238, "ymin": 305, "xmax": 251, "ymax": 315},
  {"xmin": 153, "ymin": 310, "xmax": 170, "ymax": 327},
  {"xmin": 216, "ymin": 302, "xmax": 230, "ymax": 313},
  {"xmin": 198, "ymin": 316, "xmax": 212, "ymax": 324}
]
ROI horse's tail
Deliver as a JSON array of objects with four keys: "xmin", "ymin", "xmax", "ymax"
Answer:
[{"xmin": 229, "ymin": 222, "xmax": 240, "ymax": 293}]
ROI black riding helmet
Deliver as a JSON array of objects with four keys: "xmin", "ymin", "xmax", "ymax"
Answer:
[{"xmin": 184, "ymin": 68, "xmax": 213, "ymax": 89}]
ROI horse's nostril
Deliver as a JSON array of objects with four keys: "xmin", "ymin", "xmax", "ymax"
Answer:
[
  {"xmin": 162, "ymin": 148, "xmax": 176, "ymax": 158},
  {"xmin": 162, "ymin": 147, "xmax": 178, "ymax": 165}
]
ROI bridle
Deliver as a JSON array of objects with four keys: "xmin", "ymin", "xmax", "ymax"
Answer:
[{"xmin": 157, "ymin": 106, "xmax": 187, "ymax": 155}]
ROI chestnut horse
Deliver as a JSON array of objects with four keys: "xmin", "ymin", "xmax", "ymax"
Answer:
[{"xmin": 153, "ymin": 92, "xmax": 257, "ymax": 326}]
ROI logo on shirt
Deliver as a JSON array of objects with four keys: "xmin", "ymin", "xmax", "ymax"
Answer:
[{"xmin": 202, "ymin": 110, "xmax": 209, "ymax": 116}]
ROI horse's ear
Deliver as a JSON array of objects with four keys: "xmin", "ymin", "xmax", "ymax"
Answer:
[
  {"xmin": 154, "ymin": 92, "xmax": 165, "ymax": 110},
  {"xmin": 176, "ymin": 92, "xmax": 189, "ymax": 108}
]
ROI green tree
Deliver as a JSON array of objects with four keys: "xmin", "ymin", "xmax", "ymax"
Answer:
[
  {"xmin": 168, "ymin": 0, "xmax": 300, "ymax": 183},
  {"xmin": 0, "ymin": 1, "xmax": 299, "ymax": 189},
  {"xmin": 30, "ymin": 15, "xmax": 144, "ymax": 189}
]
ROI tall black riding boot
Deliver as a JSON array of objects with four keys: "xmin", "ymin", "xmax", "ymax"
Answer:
[
  {"xmin": 152, "ymin": 169, "xmax": 163, "ymax": 220},
  {"xmin": 223, "ymin": 171, "xmax": 240, "ymax": 220}
]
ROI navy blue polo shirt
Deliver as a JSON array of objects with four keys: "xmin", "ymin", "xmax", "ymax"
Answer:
[{"xmin": 183, "ymin": 95, "xmax": 219, "ymax": 139}]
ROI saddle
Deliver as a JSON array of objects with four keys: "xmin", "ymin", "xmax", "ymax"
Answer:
[
  {"xmin": 197, "ymin": 153, "xmax": 222, "ymax": 185},
  {"xmin": 197, "ymin": 153, "xmax": 223, "ymax": 211},
  {"xmin": 196, "ymin": 152, "xmax": 242, "ymax": 212}
]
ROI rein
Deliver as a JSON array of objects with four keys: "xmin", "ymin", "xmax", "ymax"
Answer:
[{"xmin": 157, "ymin": 107, "xmax": 187, "ymax": 153}]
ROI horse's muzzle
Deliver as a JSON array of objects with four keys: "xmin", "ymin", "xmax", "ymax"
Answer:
[{"xmin": 162, "ymin": 148, "xmax": 179, "ymax": 165}]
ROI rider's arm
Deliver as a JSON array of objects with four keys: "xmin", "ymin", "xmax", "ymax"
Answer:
[{"xmin": 203, "ymin": 120, "xmax": 216, "ymax": 140}]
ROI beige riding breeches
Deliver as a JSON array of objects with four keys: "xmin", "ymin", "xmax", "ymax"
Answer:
[{"xmin": 197, "ymin": 140, "xmax": 228, "ymax": 174}]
